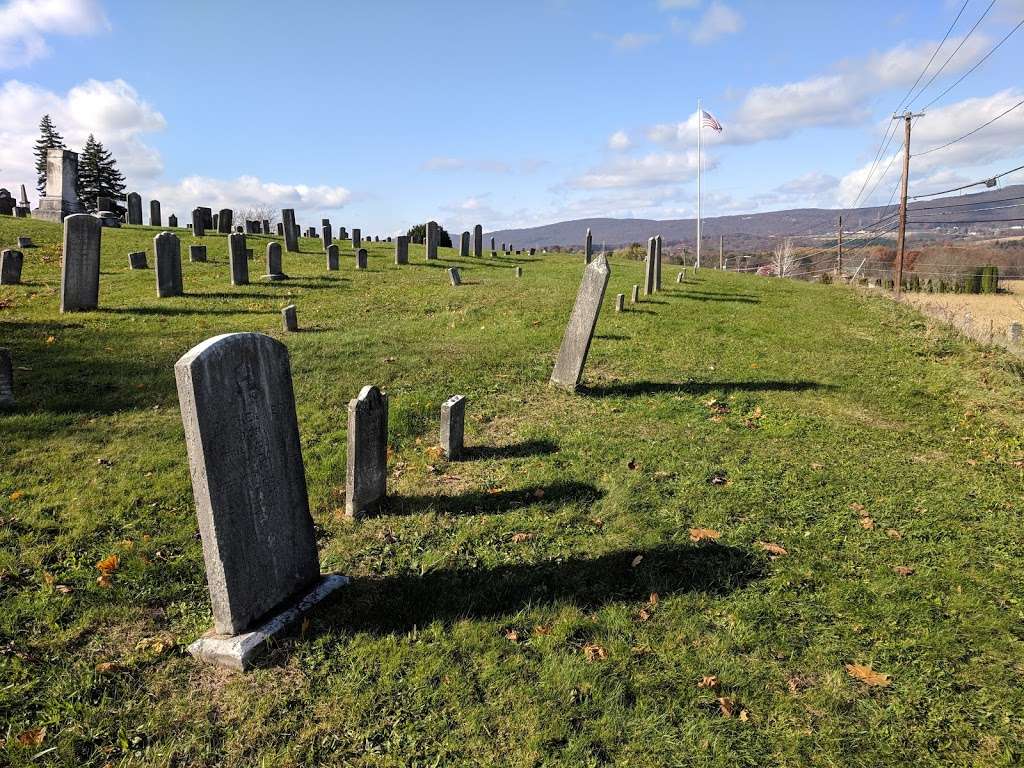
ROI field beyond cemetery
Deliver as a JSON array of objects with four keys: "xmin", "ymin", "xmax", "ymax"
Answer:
[{"xmin": 2, "ymin": 217, "xmax": 1024, "ymax": 767}]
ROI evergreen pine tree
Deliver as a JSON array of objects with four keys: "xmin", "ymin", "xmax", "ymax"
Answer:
[
  {"xmin": 34, "ymin": 114, "xmax": 66, "ymax": 195},
  {"xmin": 77, "ymin": 134, "xmax": 127, "ymax": 213}
]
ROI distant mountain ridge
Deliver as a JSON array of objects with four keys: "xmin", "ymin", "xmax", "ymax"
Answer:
[{"xmin": 483, "ymin": 184, "xmax": 1024, "ymax": 251}]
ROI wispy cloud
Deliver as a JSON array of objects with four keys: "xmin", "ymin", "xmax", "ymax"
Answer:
[
  {"xmin": 0, "ymin": 0, "xmax": 110, "ymax": 68},
  {"xmin": 608, "ymin": 130, "xmax": 632, "ymax": 150},
  {"xmin": 689, "ymin": 1, "xmax": 742, "ymax": 44}
]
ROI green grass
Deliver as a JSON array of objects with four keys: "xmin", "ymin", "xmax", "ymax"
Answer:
[{"xmin": 2, "ymin": 216, "xmax": 1024, "ymax": 767}]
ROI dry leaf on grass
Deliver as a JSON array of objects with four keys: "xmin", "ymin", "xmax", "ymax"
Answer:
[
  {"xmin": 636, "ymin": 608, "xmax": 651, "ymax": 623},
  {"xmin": 583, "ymin": 644, "xmax": 607, "ymax": 662},
  {"xmin": 94, "ymin": 661, "xmax": 119, "ymax": 674},
  {"xmin": 511, "ymin": 532, "xmax": 534, "ymax": 543},
  {"xmin": 631, "ymin": 555, "xmax": 644, "ymax": 568},
  {"xmin": 849, "ymin": 503, "xmax": 865, "ymax": 513},
  {"xmin": 756, "ymin": 541, "xmax": 788, "ymax": 557},
  {"xmin": 689, "ymin": 528, "xmax": 721, "ymax": 543},
  {"xmin": 532, "ymin": 488, "xmax": 545, "ymax": 499},
  {"xmin": 504, "ymin": 629, "xmax": 520, "ymax": 643},
  {"xmin": 859, "ymin": 516, "xmax": 875, "ymax": 530},
  {"xmin": 893, "ymin": 566, "xmax": 915, "ymax": 576},
  {"xmin": 717, "ymin": 696, "xmax": 736, "ymax": 717},
  {"xmin": 9, "ymin": 490, "xmax": 24, "ymax": 501},
  {"xmin": 886, "ymin": 528, "xmax": 903, "ymax": 540},
  {"xmin": 708, "ymin": 471, "xmax": 729, "ymax": 486},
  {"xmin": 534, "ymin": 625, "xmax": 552, "ymax": 636},
  {"xmin": 787, "ymin": 674, "xmax": 815, "ymax": 693},
  {"xmin": 698, "ymin": 675, "xmax": 719, "ymax": 689},
  {"xmin": 845, "ymin": 663, "xmax": 891, "ymax": 687},
  {"xmin": 96, "ymin": 554, "xmax": 119, "ymax": 574},
  {"xmin": 16, "ymin": 727, "xmax": 45, "ymax": 747},
  {"xmin": 648, "ymin": 592, "xmax": 659, "ymax": 605}
]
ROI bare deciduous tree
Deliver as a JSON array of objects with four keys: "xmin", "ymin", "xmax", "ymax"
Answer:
[{"xmin": 771, "ymin": 238, "xmax": 799, "ymax": 277}]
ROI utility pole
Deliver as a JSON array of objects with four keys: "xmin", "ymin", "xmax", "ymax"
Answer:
[
  {"xmin": 894, "ymin": 110, "xmax": 924, "ymax": 296},
  {"xmin": 837, "ymin": 215, "xmax": 843, "ymax": 276}
]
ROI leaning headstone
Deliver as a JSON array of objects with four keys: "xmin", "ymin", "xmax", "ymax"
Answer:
[
  {"xmin": 0, "ymin": 249, "xmax": 24, "ymax": 284},
  {"xmin": 191, "ymin": 208, "xmax": 206, "ymax": 236},
  {"xmin": 473, "ymin": 225, "xmax": 483, "ymax": 257},
  {"xmin": 218, "ymin": 208, "xmax": 233, "ymax": 234},
  {"xmin": 154, "ymin": 231, "xmax": 184, "ymax": 297},
  {"xmin": 550, "ymin": 254, "xmax": 610, "ymax": 391},
  {"xmin": 150, "ymin": 200, "xmax": 162, "ymax": 227},
  {"xmin": 190, "ymin": 245, "xmax": 207, "ymax": 263},
  {"xmin": 644, "ymin": 237, "xmax": 656, "ymax": 296},
  {"xmin": 17, "ymin": 236, "xmax": 32, "ymax": 248},
  {"xmin": 345, "ymin": 385, "xmax": 388, "ymax": 518},
  {"xmin": 529, "ymin": 248, "xmax": 536, "ymax": 256},
  {"xmin": 264, "ymin": 242, "xmax": 287, "ymax": 280},
  {"xmin": 448, "ymin": 267, "xmax": 461, "ymax": 286},
  {"xmin": 60, "ymin": 213, "xmax": 101, "ymax": 312},
  {"xmin": 126, "ymin": 192, "xmax": 143, "ymax": 225},
  {"xmin": 326, "ymin": 243, "xmax": 340, "ymax": 270},
  {"xmin": 440, "ymin": 395, "xmax": 466, "ymax": 460},
  {"xmin": 33, "ymin": 149, "xmax": 85, "ymax": 222},
  {"xmin": 615, "ymin": 293, "xmax": 624, "ymax": 312},
  {"xmin": 460, "ymin": 231, "xmax": 470, "ymax": 258},
  {"xmin": 356, "ymin": 248, "xmax": 368, "ymax": 269},
  {"xmin": 228, "ymin": 233, "xmax": 249, "ymax": 285},
  {"xmin": 394, "ymin": 235, "xmax": 409, "ymax": 265},
  {"xmin": 282, "ymin": 304, "xmax": 298, "ymax": 332},
  {"xmin": 168, "ymin": 214, "xmax": 178, "ymax": 228},
  {"xmin": 654, "ymin": 235, "xmax": 662, "ymax": 291},
  {"xmin": 425, "ymin": 221, "xmax": 438, "ymax": 260},
  {"xmin": 128, "ymin": 250, "xmax": 147, "ymax": 270},
  {"xmin": 174, "ymin": 332, "xmax": 346, "ymax": 670},
  {"xmin": 0, "ymin": 348, "xmax": 13, "ymax": 407},
  {"xmin": 631, "ymin": 284, "xmax": 640, "ymax": 303},
  {"xmin": 352, "ymin": 228, "xmax": 361, "ymax": 248},
  {"xmin": 282, "ymin": 209, "xmax": 298, "ymax": 252}
]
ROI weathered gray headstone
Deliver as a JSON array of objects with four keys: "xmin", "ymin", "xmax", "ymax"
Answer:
[
  {"xmin": 60, "ymin": 213, "xmax": 101, "ymax": 312},
  {"xmin": 168, "ymin": 214, "xmax": 178, "ymax": 228},
  {"xmin": 128, "ymin": 250, "xmax": 147, "ymax": 270},
  {"xmin": 33, "ymin": 149, "xmax": 84, "ymax": 222},
  {"xmin": 654, "ymin": 235, "xmax": 662, "ymax": 291},
  {"xmin": 352, "ymin": 228, "xmax": 361, "ymax": 248},
  {"xmin": 321, "ymin": 223, "xmax": 333, "ymax": 249},
  {"xmin": 460, "ymin": 231, "xmax": 470, "ymax": 258},
  {"xmin": 0, "ymin": 189, "xmax": 14, "ymax": 216},
  {"xmin": 440, "ymin": 395, "xmax": 466, "ymax": 460},
  {"xmin": 190, "ymin": 245, "xmax": 207, "ymax": 263},
  {"xmin": 550, "ymin": 254, "xmax": 610, "ymax": 391},
  {"xmin": 339, "ymin": 226, "xmax": 347, "ymax": 240},
  {"xmin": 676, "ymin": 271, "xmax": 684, "ymax": 284},
  {"xmin": 217, "ymin": 208, "xmax": 233, "ymax": 234},
  {"xmin": 262, "ymin": 219, "xmax": 270, "ymax": 235},
  {"xmin": 615, "ymin": 293, "xmax": 624, "ymax": 312},
  {"xmin": 282, "ymin": 209, "xmax": 298, "ymax": 252},
  {"xmin": 515, "ymin": 266, "xmax": 522, "ymax": 277},
  {"xmin": 126, "ymin": 192, "xmax": 143, "ymax": 225},
  {"xmin": 490, "ymin": 236, "xmax": 495, "ymax": 251},
  {"xmin": 276, "ymin": 222, "xmax": 284, "ymax": 236},
  {"xmin": 282, "ymin": 305, "xmax": 298, "ymax": 332},
  {"xmin": 150, "ymin": 199, "xmax": 162, "ymax": 227},
  {"xmin": 356, "ymin": 248, "xmax": 367, "ymax": 269},
  {"xmin": 1009, "ymin": 322, "xmax": 1022, "ymax": 344},
  {"xmin": 191, "ymin": 208, "xmax": 206, "ymax": 237},
  {"xmin": 175, "ymin": 332, "xmax": 345, "ymax": 669},
  {"xmin": 426, "ymin": 221, "xmax": 438, "ymax": 260},
  {"xmin": 585, "ymin": 228, "xmax": 593, "ymax": 264},
  {"xmin": 264, "ymin": 241, "xmax": 287, "ymax": 280},
  {"xmin": 154, "ymin": 231, "xmax": 183, "ymax": 297},
  {"xmin": 1, "ymin": 249, "xmax": 24, "ymax": 284},
  {"xmin": 473, "ymin": 224, "xmax": 483, "ymax": 257},
  {"xmin": 326, "ymin": 243, "xmax": 340, "ymax": 270},
  {"xmin": 448, "ymin": 267, "xmax": 461, "ymax": 286},
  {"xmin": 644, "ymin": 237, "xmax": 656, "ymax": 296},
  {"xmin": 394, "ymin": 235, "xmax": 409, "ymax": 265},
  {"xmin": 529, "ymin": 248, "xmax": 536, "ymax": 256},
  {"xmin": 0, "ymin": 348, "xmax": 13, "ymax": 407},
  {"xmin": 17, "ymin": 236, "xmax": 32, "ymax": 248},
  {"xmin": 345, "ymin": 385, "xmax": 388, "ymax": 518},
  {"xmin": 229, "ymin": 233, "xmax": 249, "ymax": 285},
  {"xmin": 631, "ymin": 284, "xmax": 640, "ymax": 303}
]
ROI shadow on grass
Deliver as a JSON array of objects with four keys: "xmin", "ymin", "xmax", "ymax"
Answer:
[
  {"xmin": 463, "ymin": 439, "xmax": 559, "ymax": 461},
  {"xmin": 579, "ymin": 379, "xmax": 826, "ymax": 398},
  {"xmin": 322, "ymin": 542, "xmax": 761, "ymax": 636},
  {"xmin": 376, "ymin": 480, "xmax": 600, "ymax": 518},
  {"xmin": 97, "ymin": 306, "xmax": 260, "ymax": 317},
  {"xmin": 595, "ymin": 334, "xmax": 630, "ymax": 341}
]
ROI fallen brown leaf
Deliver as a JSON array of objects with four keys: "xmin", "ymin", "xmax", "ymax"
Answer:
[
  {"xmin": 717, "ymin": 696, "xmax": 736, "ymax": 717},
  {"xmin": 96, "ymin": 554, "xmax": 119, "ymax": 574},
  {"xmin": 94, "ymin": 661, "xmax": 119, "ymax": 674},
  {"xmin": 698, "ymin": 675, "xmax": 719, "ymax": 689},
  {"xmin": 689, "ymin": 528, "xmax": 721, "ymax": 543},
  {"xmin": 859, "ymin": 516, "xmax": 875, "ymax": 530},
  {"xmin": 886, "ymin": 528, "xmax": 902, "ymax": 540},
  {"xmin": 511, "ymin": 532, "xmax": 534, "ymax": 543},
  {"xmin": 893, "ymin": 566, "xmax": 915, "ymax": 576},
  {"xmin": 757, "ymin": 541, "xmax": 788, "ymax": 557},
  {"xmin": 648, "ymin": 592, "xmax": 659, "ymax": 606},
  {"xmin": 845, "ymin": 663, "xmax": 891, "ymax": 687},
  {"xmin": 16, "ymin": 727, "xmax": 45, "ymax": 747},
  {"xmin": 583, "ymin": 644, "xmax": 607, "ymax": 662}
]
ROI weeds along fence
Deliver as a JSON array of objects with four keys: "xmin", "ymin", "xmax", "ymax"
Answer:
[{"xmin": 897, "ymin": 293, "xmax": 1024, "ymax": 358}]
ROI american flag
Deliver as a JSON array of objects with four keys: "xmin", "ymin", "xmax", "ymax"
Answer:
[{"xmin": 701, "ymin": 110, "xmax": 723, "ymax": 132}]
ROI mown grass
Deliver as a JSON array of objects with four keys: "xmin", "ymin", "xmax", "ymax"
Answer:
[{"xmin": 1, "ymin": 216, "xmax": 1023, "ymax": 767}]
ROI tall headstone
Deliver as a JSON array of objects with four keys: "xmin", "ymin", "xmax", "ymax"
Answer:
[
  {"xmin": 0, "ymin": 348, "xmax": 13, "ymax": 407},
  {"xmin": 654, "ymin": 235, "xmax": 662, "ymax": 291},
  {"xmin": 0, "ymin": 249, "xmax": 24, "ymax": 284},
  {"xmin": 60, "ymin": 213, "xmax": 101, "ymax": 312},
  {"xmin": 644, "ymin": 237, "xmax": 656, "ymax": 296},
  {"xmin": 440, "ymin": 395, "xmax": 466, "ymax": 460},
  {"xmin": 190, "ymin": 245, "xmax": 207, "ymax": 262},
  {"xmin": 217, "ymin": 209, "xmax": 233, "ymax": 234},
  {"xmin": 352, "ymin": 228, "xmax": 361, "ymax": 248},
  {"xmin": 345, "ymin": 385, "xmax": 388, "ymax": 518},
  {"xmin": 262, "ymin": 219, "xmax": 270, "ymax": 235},
  {"xmin": 175, "ymin": 333, "xmax": 345, "ymax": 669},
  {"xmin": 326, "ymin": 243, "xmax": 340, "ymax": 270},
  {"xmin": 213, "ymin": 213, "xmax": 219, "ymax": 230},
  {"xmin": 191, "ymin": 208, "xmax": 206, "ymax": 236},
  {"xmin": 264, "ymin": 241, "xmax": 287, "ymax": 280},
  {"xmin": 426, "ymin": 221, "xmax": 438, "ymax": 260},
  {"xmin": 490, "ymin": 236, "xmax": 496, "ymax": 251},
  {"xmin": 473, "ymin": 224, "xmax": 483, "ymax": 257},
  {"xmin": 394, "ymin": 235, "xmax": 408, "ymax": 265},
  {"xmin": 282, "ymin": 209, "xmax": 298, "ymax": 252},
  {"xmin": 154, "ymin": 231, "xmax": 183, "ymax": 297},
  {"xmin": 459, "ymin": 231, "xmax": 470, "ymax": 258},
  {"xmin": 33, "ymin": 149, "xmax": 84, "ymax": 222},
  {"xmin": 18, "ymin": 184, "xmax": 29, "ymax": 208},
  {"xmin": 356, "ymin": 248, "xmax": 368, "ymax": 269},
  {"xmin": 229, "ymin": 233, "xmax": 249, "ymax": 285},
  {"xmin": 585, "ymin": 228, "xmax": 593, "ymax": 264},
  {"xmin": 0, "ymin": 189, "xmax": 14, "ymax": 216},
  {"xmin": 550, "ymin": 254, "xmax": 610, "ymax": 391},
  {"xmin": 321, "ymin": 220, "xmax": 332, "ymax": 249},
  {"xmin": 149, "ymin": 200, "xmax": 162, "ymax": 227},
  {"xmin": 168, "ymin": 214, "xmax": 178, "ymax": 228},
  {"xmin": 276, "ymin": 222, "xmax": 284, "ymax": 236},
  {"xmin": 126, "ymin": 192, "xmax": 143, "ymax": 225}
]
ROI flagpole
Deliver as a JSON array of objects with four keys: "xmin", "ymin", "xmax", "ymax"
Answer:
[{"xmin": 696, "ymin": 97, "xmax": 702, "ymax": 269}]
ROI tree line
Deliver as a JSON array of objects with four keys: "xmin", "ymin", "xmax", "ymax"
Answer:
[{"xmin": 35, "ymin": 114, "xmax": 127, "ymax": 214}]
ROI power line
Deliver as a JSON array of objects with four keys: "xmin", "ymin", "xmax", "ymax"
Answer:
[
  {"xmin": 921, "ymin": 17, "xmax": 1024, "ymax": 110},
  {"xmin": 914, "ymin": 98, "xmax": 1024, "ymax": 156},
  {"xmin": 908, "ymin": 162, "xmax": 1024, "ymax": 198},
  {"xmin": 908, "ymin": 216, "xmax": 1024, "ymax": 223},
  {"xmin": 911, "ymin": 193, "xmax": 1024, "ymax": 210},
  {"xmin": 896, "ymin": 0, "xmax": 971, "ymax": 111}
]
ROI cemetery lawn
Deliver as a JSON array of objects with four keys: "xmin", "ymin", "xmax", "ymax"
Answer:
[{"xmin": 3, "ymin": 217, "xmax": 1024, "ymax": 768}]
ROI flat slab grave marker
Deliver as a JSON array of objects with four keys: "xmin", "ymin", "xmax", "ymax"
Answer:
[
  {"xmin": 440, "ymin": 395, "xmax": 466, "ymax": 460},
  {"xmin": 549, "ymin": 254, "xmax": 610, "ymax": 391},
  {"xmin": 174, "ymin": 332, "xmax": 347, "ymax": 670},
  {"xmin": 190, "ymin": 245, "xmax": 207, "ymax": 263},
  {"xmin": 154, "ymin": 232, "xmax": 183, "ymax": 297},
  {"xmin": 345, "ymin": 385, "xmax": 388, "ymax": 518},
  {"xmin": 1, "ymin": 249, "xmax": 24, "ymax": 284},
  {"xmin": 60, "ymin": 213, "xmax": 101, "ymax": 312},
  {"xmin": 264, "ymin": 241, "xmax": 288, "ymax": 280}
]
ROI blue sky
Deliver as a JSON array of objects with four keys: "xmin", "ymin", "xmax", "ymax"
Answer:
[{"xmin": 1, "ymin": 0, "xmax": 1022, "ymax": 234}]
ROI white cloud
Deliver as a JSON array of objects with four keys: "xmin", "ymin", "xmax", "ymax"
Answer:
[
  {"xmin": 420, "ymin": 156, "xmax": 466, "ymax": 172},
  {"xmin": 0, "ymin": 77, "xmax": 166, "ymax": 192},
  {"xmin": 420, "ymin": 156, "xmax": 544, "ymax": 174},
  {"xmin": 569, "ymin": 150, "xmax": 711, "ymax": 189},
  {"xmin": 611, "ymin": 32, "xmax": 659, "ymax": 51},
  {"xmin": 608, "ymin": 130, "xmax": 632, "ymax": 150},
  {"xmin": 689, "ymin": 2, "xmax": 742, "ymax": 44},
  {"xmin": 0, "ymin": 0, "xmax": 109, "ymax": 68},
  {"xmin": 146, "ymin": 175, "xmax": 352, "ymax": 221}
]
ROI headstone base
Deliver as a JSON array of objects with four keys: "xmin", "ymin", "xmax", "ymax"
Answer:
[
  {"xmin": 187, "ymin": 574, "xmax": 348, "ymax": 671},
  {"xmin": 262, "ymin": 273, "xmax": 289, "ymax": 281},
  {"xmin": 32, "ymin": 196, "xmax": 84, "ymax": 223}
]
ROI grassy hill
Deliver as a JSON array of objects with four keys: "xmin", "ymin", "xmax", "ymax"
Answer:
[{"xmin": 2, "ymin": 216, "xmax": 1023, "ymax": 766}]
